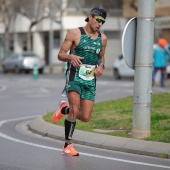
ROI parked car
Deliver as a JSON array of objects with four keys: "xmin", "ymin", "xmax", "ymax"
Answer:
[
  {"xmin": 113, "ymin": 54, "xmax": 170, "ymax": 80},
  {"xmin": 113, "ymin": 54, "xmax": 134, "ymax": 79},
  {"xmin": 2, "ymin": 52, "xmax": 45, "ymax": 74}
]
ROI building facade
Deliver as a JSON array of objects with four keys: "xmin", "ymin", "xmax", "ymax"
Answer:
[
  {"xmin": 123, "ymin": 0, "xmax": 170, "ymax": 43},
  {"xmin": 0, "ymin": 0, "xmax": 127, "ymax": 71}
]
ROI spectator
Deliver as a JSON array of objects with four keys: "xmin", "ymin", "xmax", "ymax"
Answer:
[
  {"xmin": 165, "ymin": 43, "xmax": 170, "ymax": 60},
  {"xmin": 165, "ymin": 43, "xmax": 170, "ymax": 79},
  {"xmin": 152, "ymin": 38, "xmax": 167, "ymax": 87}
]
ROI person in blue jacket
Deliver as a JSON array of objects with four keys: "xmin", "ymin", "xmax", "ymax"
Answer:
[
  {"xmin": 152, "ymin": 38, "xmax": 167, "ymax": 87},
  {"xmin": 165, "ymin": 44, "xmax": 170, "ymax": 62}
]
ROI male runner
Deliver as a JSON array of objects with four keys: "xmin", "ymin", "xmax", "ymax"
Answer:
[{"xmin": 52, "ymin": 7, "xmax": 107, "ymax": 156}]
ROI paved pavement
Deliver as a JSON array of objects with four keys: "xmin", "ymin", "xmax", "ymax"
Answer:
[{"xmin": 28, "ymin": 117, "xmax": 170, "ymax": 159}]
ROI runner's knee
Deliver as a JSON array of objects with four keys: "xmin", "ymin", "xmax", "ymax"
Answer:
[{"xmin": 80, "ymin": 114, "xmax": 91, "ymax": 122}]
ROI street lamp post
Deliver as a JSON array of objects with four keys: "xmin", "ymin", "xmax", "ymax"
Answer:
[{"xmin": 132, "ymin": 0, "xmax": 155, "ymax": 138}]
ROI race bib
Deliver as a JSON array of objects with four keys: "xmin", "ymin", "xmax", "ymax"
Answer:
[{"xmin": 79, "ymin": 64, "xmax": 95, "ymax": 81}]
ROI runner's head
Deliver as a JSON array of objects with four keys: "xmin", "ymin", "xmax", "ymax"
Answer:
[{"xmin": 85, "ymin": 7, "xmax": 107, "ymax": 24}]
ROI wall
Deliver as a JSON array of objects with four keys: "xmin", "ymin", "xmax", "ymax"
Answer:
[
  {"xmin": 123, "ymin": 0, "xmax": 138, "ymax": 18},
  {"xmin": 155, "ymin": 0, "xmax": 170, "ymax": 17},
  {"xmin": 32, "ymin": 32, "xmax": 44, "ymax": 59},
  {"xmin": 123, "ymin": 0, "xmax": 170, "ymax": 18}
]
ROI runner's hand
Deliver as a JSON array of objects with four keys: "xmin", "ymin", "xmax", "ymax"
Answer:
[
  {"xmin": 70, "ymin": 54, "xmax": 84, "ymax": 67},
  {"xmin": 94, "ymin": 65, "xmax": 103, "ymax": 77}
]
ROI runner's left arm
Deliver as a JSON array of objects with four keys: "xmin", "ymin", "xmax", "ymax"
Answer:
[{"xmin": 94, "ymin": 33, "xmax": 107, "ymax": 77}]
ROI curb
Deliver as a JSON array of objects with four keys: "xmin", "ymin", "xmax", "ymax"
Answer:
[{"xmin": 28, "ymin": 117, "xmax": 170, "ymax": 159}]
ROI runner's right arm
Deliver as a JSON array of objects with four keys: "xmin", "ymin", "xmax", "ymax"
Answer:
[{"xmin": 58, "ymin": 29, "xmax": 84, "ymax": 68}]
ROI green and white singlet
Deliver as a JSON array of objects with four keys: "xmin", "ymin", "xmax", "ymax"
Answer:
[{"xmin": 63, "ymin": 27, "xmax": 102, "ymax": 100}]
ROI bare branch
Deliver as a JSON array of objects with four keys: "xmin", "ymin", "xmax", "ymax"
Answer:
[{"xmin": 29, "ymin": 15, "xmax": 49, "ymax": 30}]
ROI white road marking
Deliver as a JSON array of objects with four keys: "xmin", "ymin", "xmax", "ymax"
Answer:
[
  {"xmin": 0, "ymin": 86, "xmax": 6, "ymax": 92},
  {"xmin": 16, "ymin": 88, "xmax": 50, "ymax": 94},
  {"xmin": 0, "ymin": 117, "xmax": 170, "ymax": 169},
  {"xmin": 40, "ymin": 87, "xmax": 50, "ymax": 93},
  {"xmin": 26, "ymin": 94, "xmax": 50, "ymax": 98},
  {"xmin": 0, "ymin": 96, "xmax": 12, "ymax": 99}
]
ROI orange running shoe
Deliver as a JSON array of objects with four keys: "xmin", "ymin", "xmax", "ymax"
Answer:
[
  {"xmin": 62, "ymin": 144, "xmax": 79, "ymax": 156},
  {"xmin": 52, "ymin": 101, "xmax": 68, "ymax": 123}
]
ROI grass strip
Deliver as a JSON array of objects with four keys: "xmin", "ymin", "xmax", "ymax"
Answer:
[{"xmin": 43, "ymin": 93, "xmax": 170, "ymax": 143}]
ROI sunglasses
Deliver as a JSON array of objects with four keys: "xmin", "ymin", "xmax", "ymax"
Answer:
[{"xmin": 93, "ymin": 16, "xmax": 105, "ymax": 24}]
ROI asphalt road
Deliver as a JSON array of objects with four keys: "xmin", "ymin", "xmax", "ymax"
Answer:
[{"xmin": 0, "ymin": 73, "xmax": 169, "ymax": 170}]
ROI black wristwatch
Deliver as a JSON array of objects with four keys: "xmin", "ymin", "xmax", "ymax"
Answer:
[{"xmin": 99, "ymin": 62, "xmax": 105, "ymax": 69}]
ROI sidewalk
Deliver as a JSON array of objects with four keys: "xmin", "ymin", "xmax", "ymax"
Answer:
[{"xmin": 28, "ymin": 117, "xmax": 170, "ymax": 159}]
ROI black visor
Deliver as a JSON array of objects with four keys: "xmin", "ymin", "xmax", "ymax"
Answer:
[{"xmin": 85, "ymin": 7, "xmax": 107, "ymax": 22}]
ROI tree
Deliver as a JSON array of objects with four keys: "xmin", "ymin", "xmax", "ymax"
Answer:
[{"xmin": 0, "ymin": 0, "xmax": 18, "ymax": 51}]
